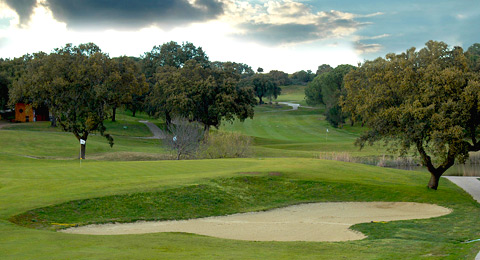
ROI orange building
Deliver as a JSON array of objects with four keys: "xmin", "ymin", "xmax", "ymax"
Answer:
[
  {"xmin": 15, "ymin": 103, "xmax": 34, "ymax": 122},
  {"xmin": 14, "ymin": 103, "xmax": 49, "ymax": 122}
]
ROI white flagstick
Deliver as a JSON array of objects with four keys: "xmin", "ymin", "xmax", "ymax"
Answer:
[
  {"xmin": 80, "ymin": 139, "xmax": 86, "ymax": 167},
  {"xmin": 326, "ymin": 128, "xmax": 329, "ymax": 142}
]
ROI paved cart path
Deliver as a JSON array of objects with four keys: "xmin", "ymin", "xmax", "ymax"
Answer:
[
  {"xmin": 444, "ymin": 176, "xmax": 480, "ymax": 260},
  {"xmin": 139, "ymin": 121, "xmax": 165, "ymax": 139}
]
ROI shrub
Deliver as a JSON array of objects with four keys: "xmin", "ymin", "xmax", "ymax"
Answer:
[
  {"xmin": 200, "ymin": 131, "xmax": 253, "ymax": 159},
  {"xmin": 162, "ymin": 117, "xmax": 205, "ymax": 160}
]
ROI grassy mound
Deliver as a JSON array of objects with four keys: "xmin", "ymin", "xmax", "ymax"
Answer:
[{"xmin": 12, "ymin": 174, "xmax": 426, "ymax": 230}]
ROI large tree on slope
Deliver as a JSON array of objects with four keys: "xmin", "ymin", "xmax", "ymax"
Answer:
[{"xmin": 342, "ymin": 41, "xmax": 480, "ymax": 189}]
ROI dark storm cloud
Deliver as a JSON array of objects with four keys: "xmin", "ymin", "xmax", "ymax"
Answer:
[
  {"xmin": 3, "ymin": 0, "xmax": 37, "ymax": 26},
  {"xmin": 5, "ymin": 0, "xmax": 225, "ymax": 29}
]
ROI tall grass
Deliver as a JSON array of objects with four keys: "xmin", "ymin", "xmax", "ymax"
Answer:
[
  {"xmin": 318, "ymin": 152, "xmax": 421, "ymax": 169},
  {"xmin": 199, "ymin": 131, "xmax": 253, "ymax": 159},
  {"xmin": 317, "ymin": 152, "xmax": 358, "ymax": 163}
]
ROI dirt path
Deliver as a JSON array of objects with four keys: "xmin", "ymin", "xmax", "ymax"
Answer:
[
  {"xmin": 0, "ymin": 121, "xmax": 11, "ymax": 129},
  {"xmin": 61, "ymin": 202, "xmax": 451, "ymax": 242},
  {"xmin": 138, "ymin": 121, "xmax": 165, "ymax": 139}
]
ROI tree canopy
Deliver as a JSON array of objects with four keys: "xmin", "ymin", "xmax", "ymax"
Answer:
[
  {"xmin": 9, "ymin": 43, "xmax": 137, "ymax": 159},
  {"xmin": 342, "ymin": 40, "xmax": 480, "ymax": 189},
  {"xmin": 466, "ymin": 43, "xmax": 480, "ymax": 72},
  {"xmin": 316, "ymin": 64, "xmax": 333, "ymax": 76},
  {"xmin": 305, "ymin": 64, "xmax": 355, "ymax": 127},
  {"xmin": 290, "ymin": 70, "xmax": 315, "ymax": 85},
  {"xmin": 149, "ymin": 58, "xmax": 256, "ymax": 130},
  {"xmin": 245, "ymin": 73, "xmax": 281, "ymax": 104},
  {"xmin": 268, "ymin": 70, "xmax": 291, "ymax": 86},
  {"xmin": 103, "ymin": 56, "xmax": 148, "ymax": 121}
]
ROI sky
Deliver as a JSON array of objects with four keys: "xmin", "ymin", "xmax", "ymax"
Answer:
[{"xmin": 0, "ymin": 0, "xmax": 478, "ymax": 73}]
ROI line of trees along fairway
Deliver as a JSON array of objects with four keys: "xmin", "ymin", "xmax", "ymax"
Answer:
[
  {"xmin": 305, "ymin": 64, "xmax": 355, "ymax": 127},
  {"xmin": 342, "ymin": 40, "xmax": 480, "ymax": 190}
]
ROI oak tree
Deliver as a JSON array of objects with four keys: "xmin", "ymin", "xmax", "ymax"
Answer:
[
  {"xmin": 10, "ymin": 43, "xmax": 116, "ymax": 159},
  {"xmin": 103, "ymin": 56, "xmax": 148, "ymax": 121},
  {"xmin": 150, "ymin": 59, "xmax": 256, "ymax": 131},
  {"xmin": 342, "ymin": 41, "xmax": 480, "ymax": 189}
]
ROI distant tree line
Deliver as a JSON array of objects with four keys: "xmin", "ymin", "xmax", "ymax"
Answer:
[{"xmin": 3, "ymin": 41, "xmax": 263, "ymax": 158}]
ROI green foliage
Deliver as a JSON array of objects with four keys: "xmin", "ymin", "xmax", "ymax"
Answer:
[
  {"xmin": 103, "ymin": 56, "xmax": 148, "ymax": 121},
  {"xmin": 342, "ymin": 40, "xmax": 480, "ymax": 189},
  {"xmin": 0, "ymin": 55, "xmax": 32, "ymax": 110},
  {"xmin": 305, "ymin": 64, "xmax": 355, "ymax": 127},
  {"xmin": 211, "ymin": 61, "xmax": 254, "ymax": 79},
  {"xmin": 466, "ymin": 43, "xmax": 480, "ymax": 72},
  {"xmin": 150, "ymin": 59, "xmax": 256, "ymax": 129},
  {"xmin": 144, "ymin": 42, "xmax": 256, "ymax": 129},
  {"xmin": 316, "ymin": 64, "xmax": 333, "ymax": 75},
  {"xmin": 0, "ymin": 70, "xmax": 9, "ymax": 110},
  {"xmin": 246, "ymin": 73, "xmax": 281, "ymax": 104},
  {"xmin": 290, "ymin": 69, "xmax": 315, "ymax": 84},
  {"xmin": 9, "ymin": 43, "xmax": 118, "ymax": 158},
  {"xmin": 305, "ymin": 73, "xmax": 325, "ymax": 105},
  {"xmin": 267, "ymin": 70, "xmax": 291, "ymax": 86}
]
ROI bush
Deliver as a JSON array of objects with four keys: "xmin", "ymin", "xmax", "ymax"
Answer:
[
  {"xmin": 199, "ymin": 131, "xmax": 253, "ymax": 159},
  {"xmin": 162, "ymin": 117, "xmax": 206, "ymax": 160}
]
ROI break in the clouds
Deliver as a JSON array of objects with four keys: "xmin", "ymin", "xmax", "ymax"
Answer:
[
  {"xmin": 5, "ymin": 0, "xmax": 225, "ymax": 29},
  {"xmin": 224, "ymin": 1, "xmax": 380, "ymax": 45}
]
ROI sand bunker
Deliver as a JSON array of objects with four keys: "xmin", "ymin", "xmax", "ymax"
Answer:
[{"xmin": 61, "ymin": 202, "xmax": 451, "ymax": 242}]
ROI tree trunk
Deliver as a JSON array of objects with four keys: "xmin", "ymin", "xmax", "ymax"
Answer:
[
  {"xmin": 428, "ymin": 172, "xmax": 442, "ymax": 190},
  {"xmin": 259, "ymin": 96, "xmax": 263, "ymax": 105},
  {"xmin": 132, "ymin": 109, "xmax": 136, "ymax": 117},
  {"xmin": 416, "ymin": 140, "xmax": 455, "ymax": 190},
  {"xmin": 50, "ymin": 116, "xmax": 57, "ymax": 127},
  {"xmin": 165, "ymin": 111, "xmax": 172, "ymax": 126},
  {"xmin": 80, "ymin": 143, "xmax": 86, "ymax": 160},
  {"xmin": 112, "ymin": 106, "xmax": 117, "ymax": 122}
]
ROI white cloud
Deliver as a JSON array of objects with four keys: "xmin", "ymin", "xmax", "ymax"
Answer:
[
  {"xmin": 0, "ymin": 0, "xmax": 365, "ymax": 73},
  {"xmin": 220, "ymin": 0, "xmax": 380, "ymax": 45},
  {"xmin": 354, "ymin": 42, "xmax": 383, "ymax": 54}
]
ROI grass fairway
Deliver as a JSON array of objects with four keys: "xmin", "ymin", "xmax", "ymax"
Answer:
[
  {"xmin": 222, "ymin": 105, "xmax": 383, "ymax": 158},
  {"xmin": 276, "ymin": 85, "xmax": 309, "ymax": 106},
  {"xmin": 1, "ymin": 155, "xmax": 480, "ymax": 259},
  {"xmin": 221, "ymin": 84, "xmax": 386, "ymax": 159},
  {"xmin": 1, "ymin": 87, "xmax": 479, "ymax": 259}
]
